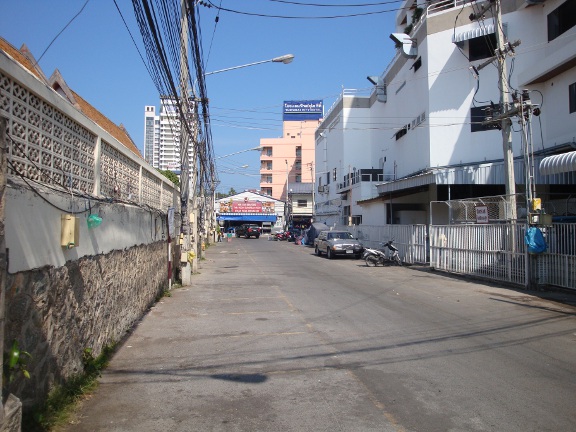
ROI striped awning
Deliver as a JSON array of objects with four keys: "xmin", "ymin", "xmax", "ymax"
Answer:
[
  {"xmin": 539, "ymin": 151, "xmax": 576, "ymax": 175},
  {"xmin": 452, "ymin": 24, "xmax": 495, "ymax": 43}
]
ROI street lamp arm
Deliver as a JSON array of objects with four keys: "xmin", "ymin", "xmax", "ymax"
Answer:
[
  {"xmin": 216, "ymin": 146, "xmax": 262, "ymax": 159},
  {"xmin": 204, "ymin": 54, "xmax": 294, "ymax": 76}
]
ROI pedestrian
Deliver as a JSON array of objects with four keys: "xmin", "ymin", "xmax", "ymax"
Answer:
[{"xmin": 217, "ymin": 231, "xmax": 222, "ymax": 242}]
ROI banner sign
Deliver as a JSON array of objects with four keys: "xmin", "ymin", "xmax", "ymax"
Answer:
[
  {"xmin": 283, "ymin": 100, "xmax": 323, "ymax": 121},
  {"xmin": 219, "ymin": 200, "xmax": 275, "ymax": 214}
]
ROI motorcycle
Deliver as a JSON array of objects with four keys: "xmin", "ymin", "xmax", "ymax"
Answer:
[
  {"xmin": 274, "ymin": 231, "xmax": 290, "ymax": 241},
  {"xmin": 363, "ymin": 240, "xmax": 402, "ymax": 267}
]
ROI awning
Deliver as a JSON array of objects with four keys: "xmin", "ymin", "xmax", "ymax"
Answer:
[
  {"xmin": 217, "ymin": 213, "xmax": 277, "ymax": 222},
  {"xmin": 452, "ymin": 24, "xmax": 495, "ymax": 43},
  {"xmin": 539, "ymin": 151, "xmax": 576, "ymax": 175}
]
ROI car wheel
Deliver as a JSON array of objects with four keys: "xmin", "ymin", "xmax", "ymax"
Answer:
[
  {"xmin": 327, "ymin": 248, "xmax": 333, "ymax": 259},
  {"xmin": 255, "ymin": 235, "xmax": 260, "ymax": 239},
  {"xmin": 245, "ymin": 234, "xmax": 249, "ymax": 239},
  {"xmin": 365, "ymin": 256, "xmax": 378, "ymax": 267},
  {"xmin": 315, "ymin": 246, "xmax": 321, "ymax": 256}
]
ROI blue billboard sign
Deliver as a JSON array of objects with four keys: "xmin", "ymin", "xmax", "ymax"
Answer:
[{"xmin": 283, "ymin": 100, "xmax": 323, "ymax": 121}]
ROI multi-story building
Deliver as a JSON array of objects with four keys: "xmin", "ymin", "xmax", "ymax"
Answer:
[
  {"xmin": 143, "ymin": 105, "xmax": 159, "ymax": 166},
  {"xmin": 315, "ymin": 0, "xmax": 576, "ymax": 227},
  {"xmin": 260, "ymin": 100, "xmax": 323, "ymax": 227},
  {"xmin": 144, "ymin": 96, "xmax": 194, "ymax": 172}
]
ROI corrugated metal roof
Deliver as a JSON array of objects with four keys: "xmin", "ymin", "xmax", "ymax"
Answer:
[
  {"xmin": 376, "ymin": 157, "xmax": 575, "ymax": 195},
  {"xmin": 540, "ymin": 151, "xmax": 576, "ymax": 175},
  {"xmin": 288, "ymin": 183, "xmax": 313, "ymax": 194},
  {"xmin": 452, "ymin": 24, "xmax": 495, "ymax": 43}
]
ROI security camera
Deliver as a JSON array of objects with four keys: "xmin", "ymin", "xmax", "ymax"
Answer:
[
  {"xmin": 367, "ymin": 76, "xmax": 378, "ymax": 85},
  {"xmin": 389, "ymin": 33, "xmax": 418, "ymax": 58},
  {"xmin": 389, "ymin": 33, "xmax": 412, "ymax": 45}
]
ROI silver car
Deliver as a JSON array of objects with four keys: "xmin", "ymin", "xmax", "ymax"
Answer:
[{"xmin": 314, "ymin": 230, "xmax": 364, "ymax": 259}]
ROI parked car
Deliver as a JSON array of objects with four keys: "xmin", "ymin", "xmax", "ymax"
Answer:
[
  {"xmin": 235, "ymin": 224, "xmax": 261, "ymax": 239},
  {"xmin": 314, "ymin": 230, "xmax": 364, "ymax": 259}
]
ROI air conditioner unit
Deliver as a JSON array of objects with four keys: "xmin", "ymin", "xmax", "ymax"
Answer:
[{"xmin": 318, "ymin": 185, "xmax": 325, "ymax": 193}]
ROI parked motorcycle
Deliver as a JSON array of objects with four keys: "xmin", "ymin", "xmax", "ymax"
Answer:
[
  {"xmin": 274, "ymin": 231, "xmax": 290, "ymax": 241},
  {"xmin": 363, "ymin": 240, "xmax": 402, "ymax": 266}
]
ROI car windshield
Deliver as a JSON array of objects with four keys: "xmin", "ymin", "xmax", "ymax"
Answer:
[{"xmin": 328, "ymin": 232, "xmax": 354, "ymax": 240}]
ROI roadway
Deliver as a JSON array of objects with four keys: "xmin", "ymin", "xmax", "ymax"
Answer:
[{"xmin": 66, "ymin": 235, "xmax": 576, "ymax": 431}]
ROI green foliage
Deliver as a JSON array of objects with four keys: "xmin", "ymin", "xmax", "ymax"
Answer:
[
  {"xmin": 157, "ymin": 169, "xmax": 180, "ymax": 186},
  {"xmin": 25, "ymin": 344, "xmax": 116, "ymax": 431},
  {"xmin": 3, "ymin": 339, "xmax": 32, "ymax": 385},
  {"xmin": 412, "ymin": 7, "xmax": 423, "ymax": 24}
]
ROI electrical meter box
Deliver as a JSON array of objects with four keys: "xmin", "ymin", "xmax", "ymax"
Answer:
[{"xmin": 61, "ymin": 214, "xmax": 80, "ymax": 248}]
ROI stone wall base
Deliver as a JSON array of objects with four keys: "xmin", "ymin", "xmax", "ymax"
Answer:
[
  {"xmin": 0, "ymin": 394, "xmax": 22, "ymax": 432},
  {"xmin": 4, "ymin": 241, "xmax": 168, "ymax": 410}
]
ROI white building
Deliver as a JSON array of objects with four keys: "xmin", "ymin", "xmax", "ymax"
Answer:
[
  {"xmin": 315, "ymin": 0, "xmax": 576, "ymax": 227},
  {"xmin": 144, "ymin": 96, "xmax": 194, "ymax": 172},
  {"xmin": 143, "ymin": 105, "xmax": 159, "ymax": 166}
]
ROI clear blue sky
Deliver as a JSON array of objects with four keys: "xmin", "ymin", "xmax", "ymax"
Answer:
[{"xmin": 1, "ymin": 0, "xmax": 398, "ymax": 193}]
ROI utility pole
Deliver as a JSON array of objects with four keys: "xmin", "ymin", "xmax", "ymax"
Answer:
[
  {"xmin": 471, "ymin": 0, "xmax": 519, "ymax": 221},
  {"xmin": 179, "ymin": 0, "xmax": 197, "ymax": 285},
  {"xmin": 495, "ymin": 0, "xmax": 517, "ymax": 221}
]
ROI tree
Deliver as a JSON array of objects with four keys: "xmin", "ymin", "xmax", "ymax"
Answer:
[
  {"xmin": 228, "ymin": 187, "xmax": 237, "ymax": 196},
  {"xmin": 157, "ymin": 169, "xmax": 179, "ymax": 187}
]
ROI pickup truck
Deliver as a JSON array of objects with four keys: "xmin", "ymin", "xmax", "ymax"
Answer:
[
  {"xmin": 314, "ymin": 230, "xmax": 364, "ymax": 259},
  {"xmin": 235, "ymin": 224, "xmax": 261, "ymax": 239}
]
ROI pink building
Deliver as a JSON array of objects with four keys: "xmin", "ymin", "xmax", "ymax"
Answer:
[
  {"xmin": 259, "ymin": 100, "xmax": 323, "ymax": 227},
  {"xmin": 259, "ymin": 100, "xmax": 322, "ymax": 202}
]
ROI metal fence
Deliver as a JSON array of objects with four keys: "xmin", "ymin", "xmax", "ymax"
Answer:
[
  {"xmin": 339, "ymin": 221, "xmax": 576, "ymax": 290},
  {"xmin": 537, "ymin": 223, "xmax": 576, "ymax": 289},
  {"xmin": 430, "ymin": 223, "xmax": 528, "ymax": 286},
  {"xmin": 335, "ymin": 224, "xmax": 428, "ymax": 264}
]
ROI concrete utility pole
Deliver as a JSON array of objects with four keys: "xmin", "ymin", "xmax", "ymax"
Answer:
[
  {"xmin": 179, "ymin": 0, "xmax": 197, "ymax": 285},
  {"xmin": 494, "ymin": 0, "xmax": 517, "ymax": 221},
  {"xmin": 471, "ymin": 0, "xmax": 520, "ymax": 221}
]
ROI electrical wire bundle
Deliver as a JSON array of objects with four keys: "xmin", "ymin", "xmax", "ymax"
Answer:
[{"xmin": 130, "ymin": 0, "xmax": 218, "ymax": 205}]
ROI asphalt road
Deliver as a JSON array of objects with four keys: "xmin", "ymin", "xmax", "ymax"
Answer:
[{"xmin": 66, "ymin": 235, "xmax": 576, "ymax": 432}]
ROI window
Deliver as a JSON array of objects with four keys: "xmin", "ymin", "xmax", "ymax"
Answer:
[
  {"xmin": 295, "ymin": 175, "xmax": 302, "ymax": 183},
  {"xmin": 295, "ymin": 146, "xmax": 302, "ymax": 157},
  {"xmin": 297, "ymin": 200, "xmax": 307, "ymax": 207},
  {"xmin": 332, "ymin": 168, "xmax": 337, "ymax": 181},
  {"xmin": 471, "ymin": 104, "xmax": 501, "ymax": 132},
  {"xmin": 469, "ymin": 33, "xmax": 497, "ymax": 62},
  {"xmin": 326, "ymin": 172, "xmax": 330, "ymax": 185},
  {"xmin": 395, "ymin": 126, "xmax": 408, "ymax": 140},
  {"xmin": 548, "ymin": 0, "xmax": 576, "ymax": 42},
  {"xmin": 412, "ymin": 57, "xmax": 422, "ymax": 72},
  {"xmin": 570, "ymin": 82, "xmax": 576, "ymax": 114},
  {"xmin": 351, "ymin": 215, "xmax": 362, "ymax": 225}
]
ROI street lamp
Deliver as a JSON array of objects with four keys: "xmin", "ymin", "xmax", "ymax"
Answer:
[
  {"xmin": 204, "ymin": 54, "xmax": 294, "ymax": 76},
  {"xmin": 216, "ymin": 146, "xmax": 262, "ymax": 159}
]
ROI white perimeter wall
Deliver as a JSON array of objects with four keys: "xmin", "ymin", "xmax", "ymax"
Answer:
[{"xmin": 6, "ymin": 182, "xmax": 168, "ymax": 273}]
